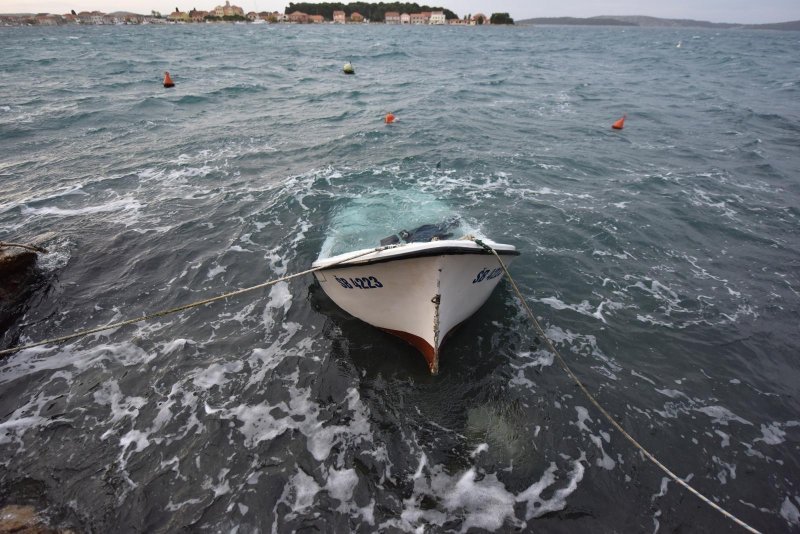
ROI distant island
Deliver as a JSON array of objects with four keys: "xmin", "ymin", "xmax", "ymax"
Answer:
[{"xmin": 517, "ymin": 15, "xmax": 800, "ymax": 31}]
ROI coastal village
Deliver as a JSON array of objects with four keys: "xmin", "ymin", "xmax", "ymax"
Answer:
[{"xmin": 0, "ymin": 2, "xmax": 512, "ymax": 25}]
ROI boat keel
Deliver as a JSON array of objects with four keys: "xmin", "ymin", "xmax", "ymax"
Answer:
[{"xmin": 381, "ymin": 327, "xmax": 439, "ymax": 375}]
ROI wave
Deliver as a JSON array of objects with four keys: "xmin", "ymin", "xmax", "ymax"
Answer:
[{"xmin": 21, "ymin": 198, "xmax": 142, "ymax": 217}]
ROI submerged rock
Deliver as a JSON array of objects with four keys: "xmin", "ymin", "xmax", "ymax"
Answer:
[{"xmin": 466, "ymin": 398, "xmax": 541, "ymax": 476}]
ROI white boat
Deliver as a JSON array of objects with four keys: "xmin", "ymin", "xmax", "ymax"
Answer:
[{"xmin": 312, "ymin": 232, "xmax": 518, "ymax": 374}]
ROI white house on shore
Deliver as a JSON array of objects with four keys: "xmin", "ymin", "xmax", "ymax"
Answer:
[
  {"xmin": 386, "ymin": 11, "xmax": 436, "ymax": 24},
  {"xmin": 429, "ymin": 11, "xmax": 445, "ymax": 24}
]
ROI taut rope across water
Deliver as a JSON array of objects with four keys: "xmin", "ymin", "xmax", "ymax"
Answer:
[
  {"xmin": 0, "ymin": 246, "xmax": 385, "ymax": 358},
  {"xmin": 474, "ymin": 239, "xmax": 760, "ymax": 534}
]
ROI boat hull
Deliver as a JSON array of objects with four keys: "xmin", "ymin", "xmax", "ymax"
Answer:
[{"xmin": 312, "ymin": 241, "xmax": 517, "ymax": 373}]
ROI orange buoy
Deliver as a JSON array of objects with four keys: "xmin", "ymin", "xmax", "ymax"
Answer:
[
  {"xmin": 385, "ymin": 112, "xmax": 395, "ymax": 124},
  {"xmin": 612, "ymin": 114, "xmax": 626, "ymax": 130},
  {"xmin": 163, "ymin": 71, "xmax": 175, "ymax": 88}
]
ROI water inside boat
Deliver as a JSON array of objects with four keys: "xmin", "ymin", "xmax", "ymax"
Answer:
[{"xmin": 318, "ymin": 190, "xmax": 478, "ymax": 259}]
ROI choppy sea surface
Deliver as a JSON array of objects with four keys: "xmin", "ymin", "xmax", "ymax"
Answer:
[{"xmin": 1, "ymin": 23, "xmax": 799, "ymax": 532}]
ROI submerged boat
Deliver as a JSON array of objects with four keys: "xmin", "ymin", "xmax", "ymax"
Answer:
[{"xmin": 312, "ymin": 210, "xmax": 518, "ymax": 374}]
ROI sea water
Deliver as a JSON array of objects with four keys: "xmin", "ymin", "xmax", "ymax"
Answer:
[{"xmin": 0, "ymin": 24, "xmax": 799, "ymax": 532}]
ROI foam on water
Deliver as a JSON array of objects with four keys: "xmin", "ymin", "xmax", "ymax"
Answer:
[
  {"xmin": 21, "ymin": 198, "xmax": 142, "ymax": 217},
  {"xmin": 386, "ymin": 456, "xmax": 585, "ymax": 532}
]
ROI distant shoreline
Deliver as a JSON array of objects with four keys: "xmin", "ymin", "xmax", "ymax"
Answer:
[
  {"xmin": 516, "ymin": 15, "xmax": 800, "ymax": 31},
  {"xmin": 2, "ymin": 13, "xmax": 799, "ymax": 30}
]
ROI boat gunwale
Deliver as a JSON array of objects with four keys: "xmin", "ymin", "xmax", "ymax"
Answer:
[{"xmin": 312, "ymin": 240, "xmax": 519, "ymax": 269}]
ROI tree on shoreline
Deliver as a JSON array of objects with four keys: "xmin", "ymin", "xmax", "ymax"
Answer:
[
  {"xmin": 490, "ymin": 12, "xmax": 514, "ymax": 25},
  {"xmin": 204, "ymin": 14, "xmax": 247, "ymax": 21}
]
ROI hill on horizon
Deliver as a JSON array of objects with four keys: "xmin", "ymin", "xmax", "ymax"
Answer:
[{"xmin": 517, "ymin": 15, "xmax": 800, "ymax": 31}]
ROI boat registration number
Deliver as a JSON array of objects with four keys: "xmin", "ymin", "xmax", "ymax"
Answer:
[
  {"xmin": 473, "ymin": 267, "xmax": 503, "ymax": 284},
  {"xmin": 334, "ymin": 276, "xmax": 383, "ymax": 289}
]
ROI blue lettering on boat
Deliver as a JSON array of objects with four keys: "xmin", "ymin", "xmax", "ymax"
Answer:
[
  {"xmin": 334, "ymin": 276, "xmax": 383, "ymax": 289},
  {"xmin": 473, "ymin": 267, "xmax": 503, "ymax": 284}
]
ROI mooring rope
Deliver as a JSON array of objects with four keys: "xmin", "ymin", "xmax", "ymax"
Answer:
[
  {"xmin": 0, "ymin": 246, "xmax": 385, "ymax": 358},
  {"xmin": 473, "ymin": 239, "xmax": 760, "ymax": 534}
]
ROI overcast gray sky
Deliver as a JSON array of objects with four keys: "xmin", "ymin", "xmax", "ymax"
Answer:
[{"xmin": 3, "ymin": 0, "xmax": 799, "ymax": 24}]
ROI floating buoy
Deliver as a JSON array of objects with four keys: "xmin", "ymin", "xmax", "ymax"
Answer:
[
  {"xmin": 385, "ymin": 112, "xmax": 395, "ymax": 124},
  {"xmin": 163, "ymin": 71, "xmax": 175, "ymax": 88},
  {"xmin": 612, "ymin": 114, "xmax": 626, "ymax": 130},
  {"xmin": 343, "ymin": 62, "xmax": 354, "ymax": 75}
]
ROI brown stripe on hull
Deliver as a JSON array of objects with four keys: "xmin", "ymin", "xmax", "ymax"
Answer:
[{"xmin": 381, "ymin": 327, "xmax": 439, "ymax": 375}]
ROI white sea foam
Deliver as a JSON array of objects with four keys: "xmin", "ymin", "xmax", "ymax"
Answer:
[
  {"xmin": 652, "ymin": 477, "xmax": 671, "ymax": 503},
  {"xmin": 160, "ymin": 338, "xmax": 195, "ymax": 355},
  {"xmin": 520, "ymin": 461, "xmax": 585, "ymax": 519},
  {"xmin": 686, "ymin": 188, "xmax": 738, "ymax": 219},
  {"xmin": 627, "ymin": 277, "xmax": 680, "ymax": 305},
  {"xmin": 203, "ymin": 468, "xmax": 232, "ymax": 498},
  {"xmin": 592, "ymin": 249, "xmax": 635, "ymax": 260},
  {"xmin": 781, "ymin": 497, "xmax": 800, "ymax": 526},
  {"xmin": 206, "ymin": 264, "xmax": 226, "ymax": 280},
  {"xmin": 0, "ymin": 344, "xmax": 155, "ymax": 456},
  {"xmin": 21, "ymin": 198, "xmax": 142, "ymax": 217},
  {"xmin": 206, "ymin": 384, "xmax": 370, "ymax": 463},
  {"xmin": 165, "ymin": 497, "xmax": 203, "ymax": 512},
  {"xmin": 413, "ymin": 453, "xmax": 428, "ymax": 480},
  {"xmin": 655, "ymin": 388, "xmax": 688, "ymax": 400},
  {"xmin": 244, "ymin": 328, "xmax": 310, "ymax": 387},
  {"xmin": 223, "ymin": 301, "xmax": 259, "ymax": 324},
  {"xmin": 0, "ymin": 342, "xmax": 154, "ymax": 387},
  {"xmin": 573, "ymin": 407, "xmax": 615, "ymax": 470},
  {"xmin": 682, "ymin": 254, "xmax": 728, "ymax": 283},
  {"xmin": 538, "ymin": 296, "xmax": 617, "ymax": 323},
  {"xmin": 509, "ymin": 349, "xmax": 554, "ymax": 389},
  {"xmin": 192, "ymin": 361, "xmax": 243, "ymax": 390},
  {"xmin": 720, "ymin": 304, "xmax": 758, "ymax": 323},
  {"xmin": 470, "ymin": 443, "xmax": 489, "ymax": 458},
  {"xmin": 636, "ymin": 314, "xmax": 676, "ymax": 328},
  {"xmin": 286, "ymin": 468, "xmax": 320, "ymax": 512},
  {"xmin": 695, "ymin": 405, "xmax": 752, "ymax": 426},
  {"xmin": 756, "ymin": 422, "xmax": 787, "ymax": 445},
  {"xmin": 0, "ymin": 415, "xmax": 49, "ymax": 446},
  {"xmin": 444, "ymin": 468, "xmax": 521, "ymax": 531},
  {"xmin": 631, "ymin": 369, "xmax": 656, "ymax": 384},
  {"xmin": 94, "ymin": 380, "xmax": 147, "ymax": 429},
  {"xmin": 715, "ymin": 430, "xmax": 730, "ymax": 448},
  {"xmin": 262, "ymin": 281, "xmax": 292, "ymax": 331},
  {"xmin": 326, "ymin": 466, "xmax": 358, "ymax": 503},
  {"xmin": 712, "ymin": 455, "xmax": 737, "ymax": 484}
]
